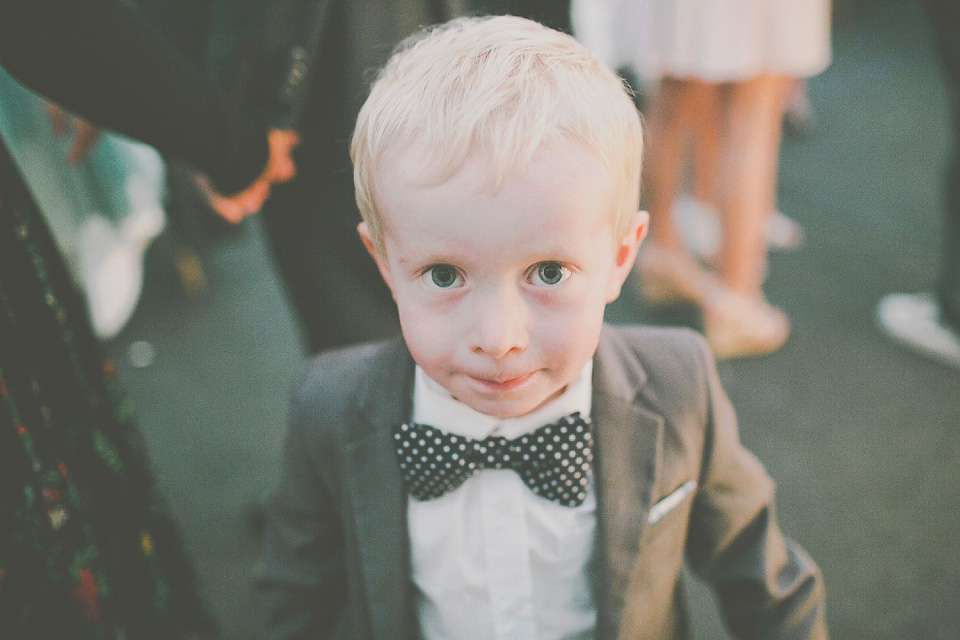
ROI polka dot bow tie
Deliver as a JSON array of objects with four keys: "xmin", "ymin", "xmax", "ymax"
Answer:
[{"xmin": 393, "ymin": 412, "xmax": 593, "ymax": 507}]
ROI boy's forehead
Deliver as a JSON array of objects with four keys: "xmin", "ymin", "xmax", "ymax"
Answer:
[
  {"xmin": 374, "ymin": 140, "xmax": 621, "ymax": 245},
  {"xmin": 375, "ymin": 137, "xmax": 609, "ymax": 201},
  {"xmin": 375, "ymin": 140, "xmax": 444, "ymax": 189}
]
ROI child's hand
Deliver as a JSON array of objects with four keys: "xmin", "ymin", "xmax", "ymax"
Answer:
[
  {"xmin": 197, "ymin": 128, "xmax": 299, "ymax": 224},
  {"xmin": 47, "ymin": 102, "xmax": 102, "ymax": 163}
]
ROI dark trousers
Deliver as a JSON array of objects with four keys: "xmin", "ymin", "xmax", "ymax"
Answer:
[
  {"xmin": 259, "ymin": 160, "xmax": 400, "ymax": 354},
  {"xmin": 922, "ymin": 0, "xmax": 960, "ymax": 331},
  {"xmin": 259, "ymin": 0, "xmax": 400, "ymax": 353}
]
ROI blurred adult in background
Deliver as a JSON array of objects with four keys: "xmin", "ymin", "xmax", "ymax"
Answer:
[
  {"xmin": 876, "ymin": 0, "xmax": 960, "ymax": 370},
  {"xmin": 574, "ymin": 0, "xmax": 831, "ymax": 359},
  {"xmin": 0, "ymin": 1, "xmax": 293, "ymax": 638},
  {"xmin": 634, "ymin": 1, "xmax": 830, "ymax": 360},
  {"xmin": 136, "ymin": 0, "xmax": 472, "ymax": 354}
]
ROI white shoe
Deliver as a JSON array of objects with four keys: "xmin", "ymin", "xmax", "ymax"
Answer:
[
  {"xmin": 876, "ymin": 292, "xmax": 960, "ymax": 371},
  {"xmin": 672, "ymin": 195, "xmax": 805, "ymax": 259},
  {"xmin": 783, "ymin": 94, "xmax": 817, "ymax": 139},
  {"xmin": 765, "ymin": 209, "xmax": 805, "ymax": 251},
  {"xmin": 672, "ymin": 196, "xmax": 721, "ymax": 258}
]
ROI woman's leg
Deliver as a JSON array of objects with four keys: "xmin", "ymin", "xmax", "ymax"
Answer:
[
  {"xmin": 691, "ymin": 73, "xmax": 795, "ymax": 359},
  {"xmin": 636, "ymin": 77, "xmax": 723, "ymax": 305},
  {"xmin": 691, "ymin": 88, "xmax": 721, "ymax": 206},
  {"xmin": 714, "ymin": 73, "xmax": 793, "ymax": 299},
  {"xmin": 644, "ymin": 77, "xmax": 716, "ymax": 253}
]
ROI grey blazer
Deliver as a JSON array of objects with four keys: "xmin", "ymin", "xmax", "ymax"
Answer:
[{"xmin": 257, "ymin": 324, "xmax": 828, "ymax": 639}]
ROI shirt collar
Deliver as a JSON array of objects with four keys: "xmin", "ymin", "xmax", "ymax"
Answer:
[{"xmin": 412, "ymin": 360, "xmax": 593, "ymax": 440}]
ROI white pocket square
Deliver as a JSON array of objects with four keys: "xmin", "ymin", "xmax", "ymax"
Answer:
[{"xmin": 647, "ymin": 480, "xmax": 697, "ymax": 525}]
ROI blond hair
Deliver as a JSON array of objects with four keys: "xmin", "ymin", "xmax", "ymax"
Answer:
[{"xmin": 351, "ymin": 15, "xmax": 642, "ymax": 254}]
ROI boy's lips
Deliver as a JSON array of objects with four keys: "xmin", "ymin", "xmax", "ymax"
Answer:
[{"xmin": 467, "ymin": 371, "xmax": 536, "ymax": 392}]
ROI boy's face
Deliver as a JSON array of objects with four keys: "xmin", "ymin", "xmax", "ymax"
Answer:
[{"xmin": 360, "ymin": 143, "xmax": 647, "ymax": 420}]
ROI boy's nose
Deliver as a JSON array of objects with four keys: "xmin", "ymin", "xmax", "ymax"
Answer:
[{"xmin": 469, "ymin": 287, "xmax": 528, "ymax": 358}]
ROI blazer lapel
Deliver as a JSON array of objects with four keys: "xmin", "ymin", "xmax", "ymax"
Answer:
[
  {"xmin": 591, "ymin": 327, "xmax": 664, "ymax": 640},
  {"xmin": 343, "ymin": 338, "xmax": 417, "ymax": 640}
]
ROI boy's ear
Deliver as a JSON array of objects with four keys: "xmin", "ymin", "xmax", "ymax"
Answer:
[
  {"xmin": 357, "ymin": 222, "xmax": 395, "ymax": 293},
  {"xmin": 605, "ymin": 209, "xmax": 649, "ymax": 303}
]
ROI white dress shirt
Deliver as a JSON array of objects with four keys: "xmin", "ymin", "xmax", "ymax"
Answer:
[{"xmin": 409, "ymin": 362, "xmax": 597, "ymax": 640}]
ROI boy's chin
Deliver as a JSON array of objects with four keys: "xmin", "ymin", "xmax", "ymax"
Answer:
[{"xmin": 453, "ymin": 386, "xmax": 567, "ymax": 420}]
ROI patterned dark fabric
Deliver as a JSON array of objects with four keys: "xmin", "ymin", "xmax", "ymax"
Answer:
[
  {"xmin": 0, "ymin": 141, "xmax": 217, "ymax": 639},
  {"xmin": 394, "ymin": 412, "xmax": 593, "ymax": 507}
]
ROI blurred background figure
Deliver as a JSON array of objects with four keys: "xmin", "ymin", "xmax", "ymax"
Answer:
[
  {"xmin": 0, "ymin": 70, "xmax": 166, "ymax": 339},
  {"xmin": 876, "ymin": 0, "xmax": 960, "ymax": 371},
  {"xmin": 135, "ymin": 0, "xmax": 474, "ymax": 355},
  {"xmin": 574, "ymin": 0, "xmax": 831, "ymax": 359},
  {"xmin": 0, "ymin": 0, "xmax": 292, "ymax": 638}
]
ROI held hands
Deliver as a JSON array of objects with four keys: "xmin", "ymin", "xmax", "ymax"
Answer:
[
  {"xmin": 46, "ymin": 101, "xmax": 298, "ymax": 224},
  {"xmin": 197, "ymin": 129, "xmax": 300, "ymax": 224}
]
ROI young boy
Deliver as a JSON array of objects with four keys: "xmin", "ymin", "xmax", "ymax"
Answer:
[{"xmin": 257, "ymin": 16, "xmax": 828, "ymax": 640}]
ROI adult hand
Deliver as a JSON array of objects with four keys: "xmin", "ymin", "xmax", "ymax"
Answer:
[
  {"xmin": 48, "ymin": 102, "xmax": 102, "ymax": 163},
  {"xmin": 266, "ymin": 129, "xmax": 299, "ymax": 183},
  {"xmin": 198, "ymin": 128, "xmax": 300, "ymax": 223}
]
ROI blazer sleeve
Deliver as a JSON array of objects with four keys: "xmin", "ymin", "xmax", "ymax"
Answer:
[
  {"xmin": 238, "ymin": 0, "xmax": 331, "ymax": 131},
  {"xmin": 685, "ymin": 337, "xmax": 829, "ymax": 640},
  {"xmin": 202, "ymin": 0, "xmax": 332, "ymax": 132},
  {"xmin": 256, "ymin": 359, "xmax": 348, "ymax": 639}
]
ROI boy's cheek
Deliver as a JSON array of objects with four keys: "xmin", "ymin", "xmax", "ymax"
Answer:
[
  {"xmin": 539, "ymin": 306, "xmax": 603, "ymax": 346},
  {"xmin": 396, "ymin": 285, "xmax": 462, "ymax": 319},
  {"xmin": 396, "ymin": 303, "xmax": 445, "ymax": 344},
  {"xmin": 547, "ymin": 281, "xmax": 617, "ymax": 316},
  {"xmin": 399, "ymin": 324, "xmax": 447, "ymax": 375}
]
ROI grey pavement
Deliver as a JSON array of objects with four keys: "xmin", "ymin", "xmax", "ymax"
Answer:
[{"xmin": 105, "ymin": 1, "xmax": 960, "ymax": 638}]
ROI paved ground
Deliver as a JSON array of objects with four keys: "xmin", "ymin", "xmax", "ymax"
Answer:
[{"xmin": 105, "ymin": 1, "xmax": 960, "ymax": 637}]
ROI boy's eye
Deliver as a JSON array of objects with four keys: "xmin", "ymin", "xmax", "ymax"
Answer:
[
  {"xmin": 530, "ymin": 262, "xmax": 570, "ymax": 286},
  {"xmin": 424, "ymin": 264, "xmax": 463, "ymax": 289}
]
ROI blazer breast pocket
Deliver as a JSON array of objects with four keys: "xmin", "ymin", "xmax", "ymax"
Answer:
[{"xmin": 647, "ymin": 480, "xmax": 697, "ymax": 526}]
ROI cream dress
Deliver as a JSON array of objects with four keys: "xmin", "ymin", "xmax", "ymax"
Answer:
[{"xmin": 572, "ymin": 0, "xmax": 832, "ymax": 82}]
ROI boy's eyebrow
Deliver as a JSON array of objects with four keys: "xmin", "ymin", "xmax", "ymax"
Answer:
[
  {"xmin": 395, "ymin": 250, "xmax": 589, "ymax": 274},
  {"xmin": 396, "ymin": 252, "xmax": 456, "ymax": 267},
  {"xmin": 392, "ymin": 241, "xmax": 475, "ymax": 268}
]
